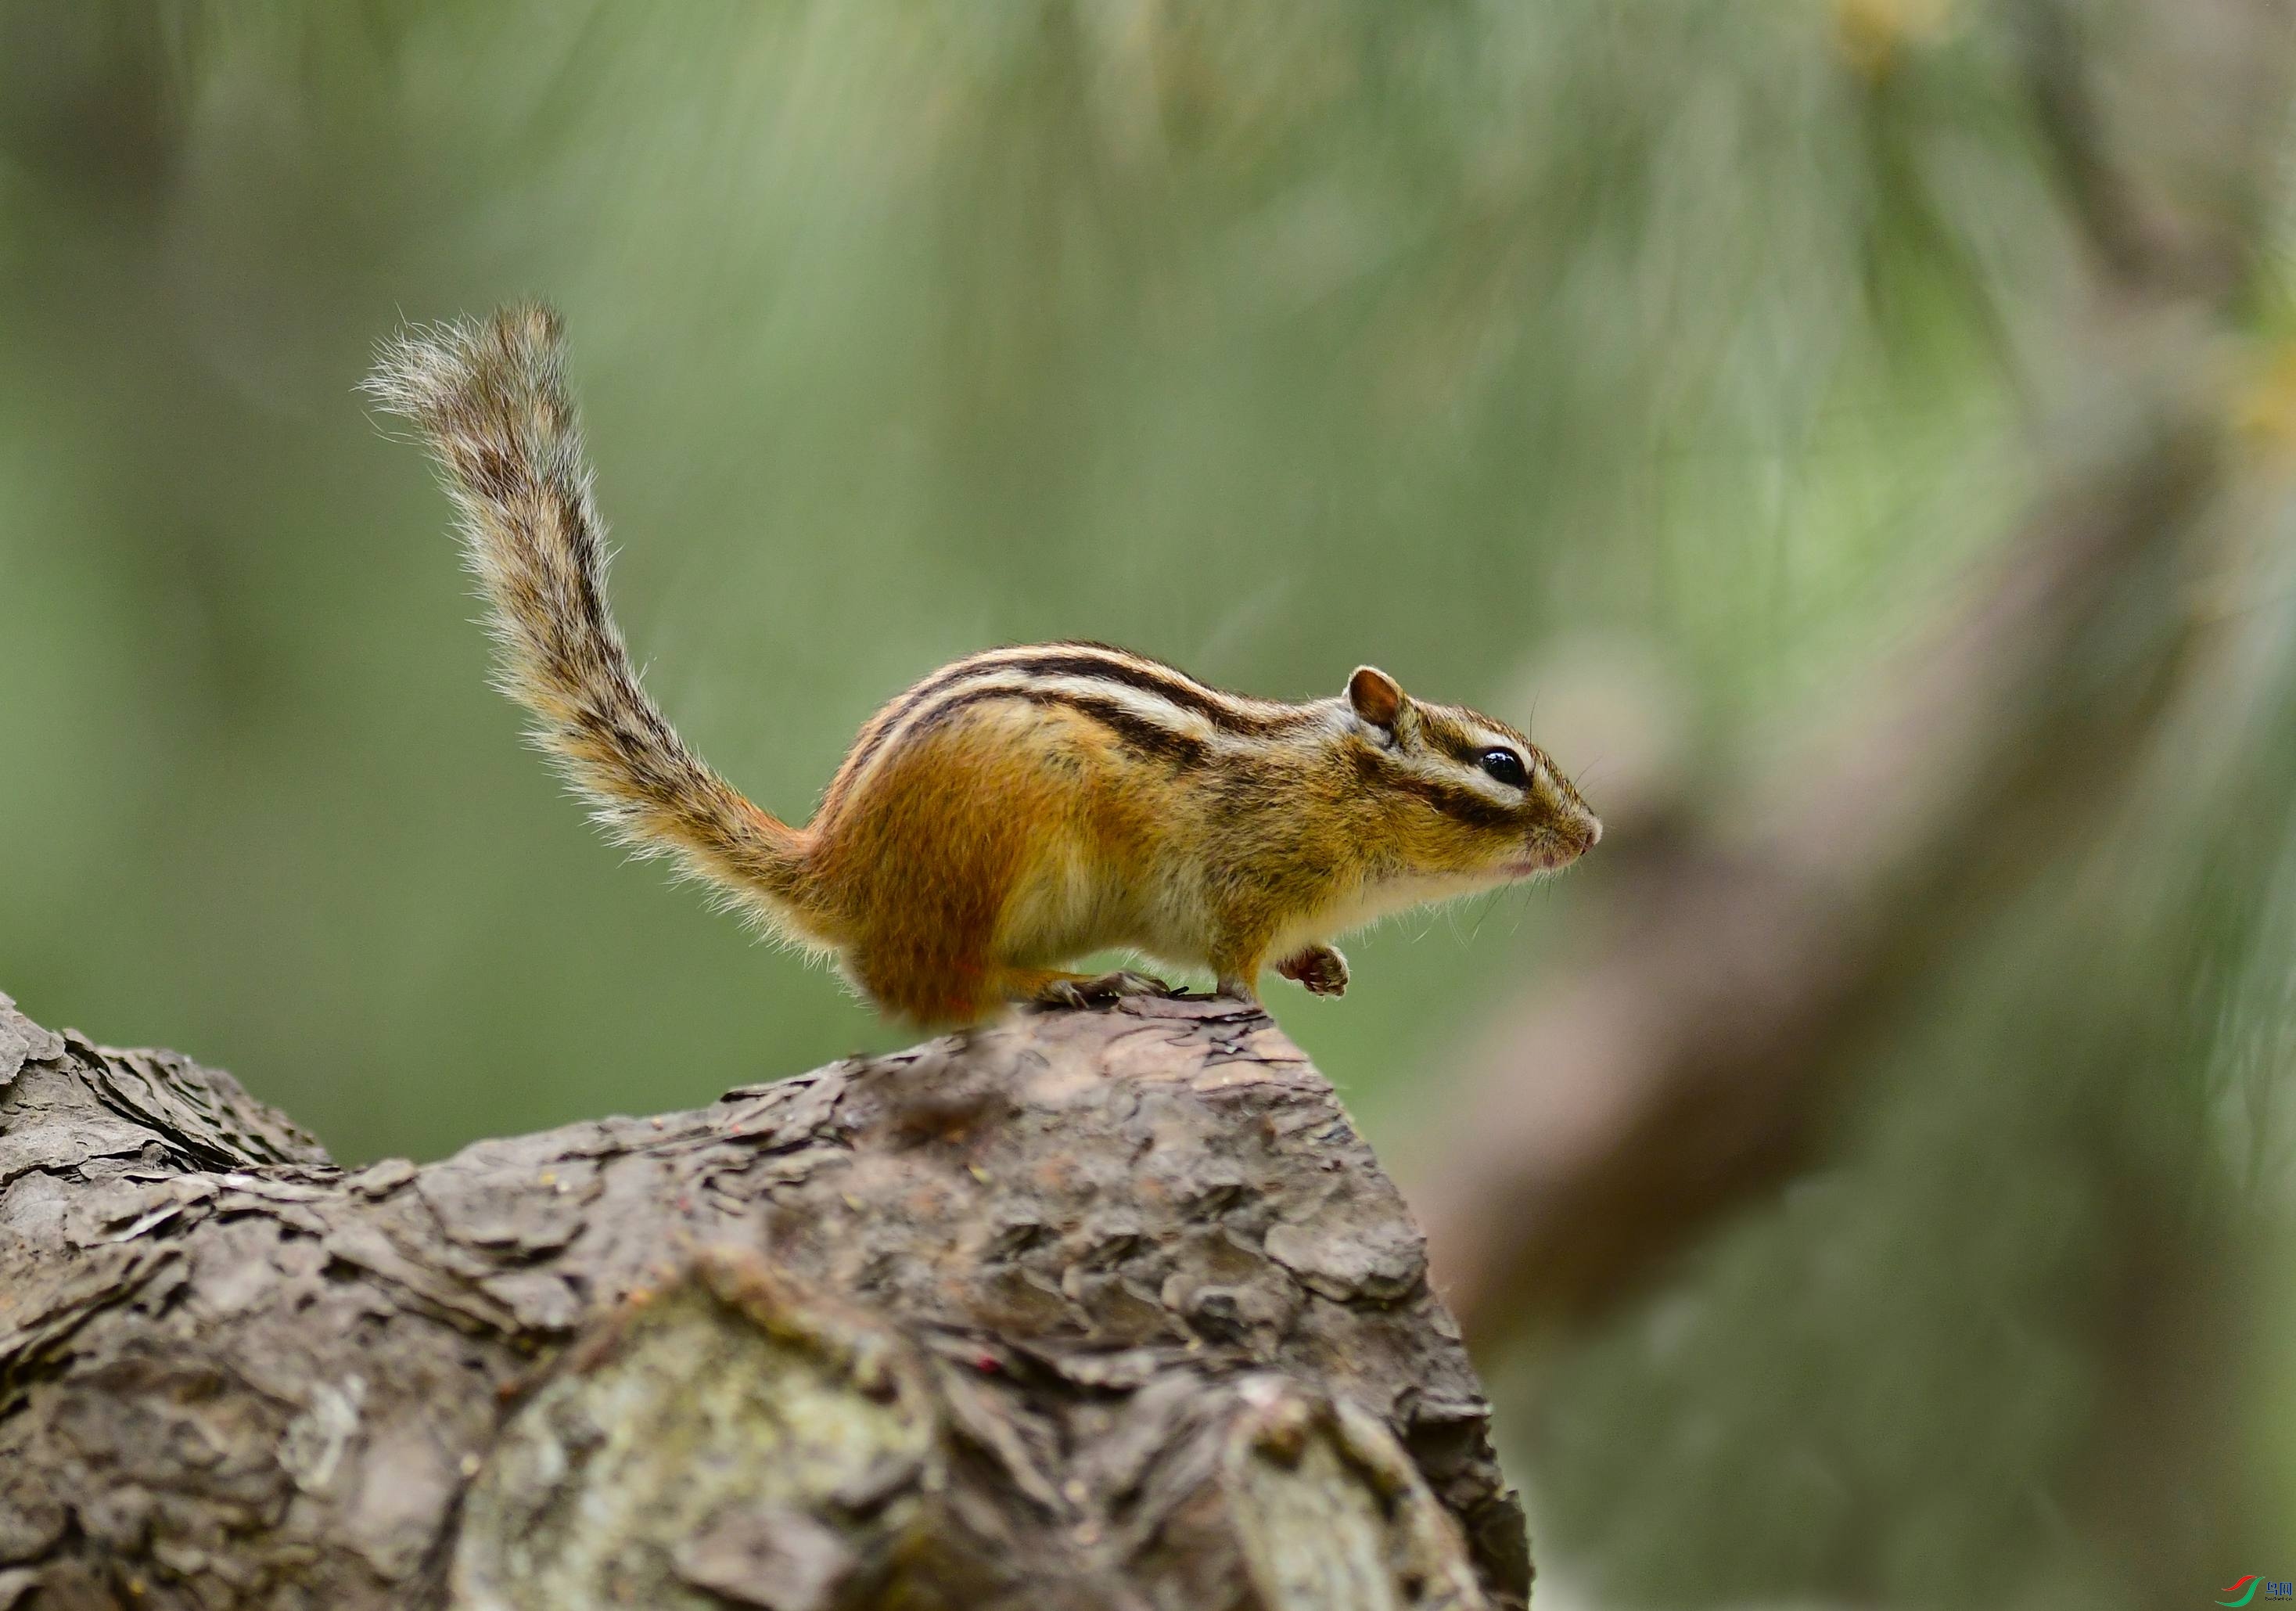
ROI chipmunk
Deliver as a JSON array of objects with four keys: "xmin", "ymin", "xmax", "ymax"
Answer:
[{"xmin": 368, "ymin": 305, "xmax": 1600, "ymax": 1026}]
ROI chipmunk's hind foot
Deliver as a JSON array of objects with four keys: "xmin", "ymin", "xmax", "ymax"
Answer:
[{"xmin": 1019, "ymin": 969, "xmax": 1179, "ymax": 1012}]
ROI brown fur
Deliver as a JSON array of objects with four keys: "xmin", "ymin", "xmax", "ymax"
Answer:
[{"xmin": 369, "ymin": 305, "xmax": 1601, "ymax": 1026}]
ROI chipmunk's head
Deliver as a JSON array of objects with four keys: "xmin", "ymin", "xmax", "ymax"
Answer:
[{"xmin": 1342, "ymin": 665, "xmax": 1601, "ymax": 890}]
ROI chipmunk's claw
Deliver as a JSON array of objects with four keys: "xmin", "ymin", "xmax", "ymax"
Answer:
[
  {"xmin": 1036, "ymin": 969, "xmax": 1177, "ymax": 1010},
  {"xmin": 1276, "ymin": 944, "xmax": 1349, "ymax": 998}
]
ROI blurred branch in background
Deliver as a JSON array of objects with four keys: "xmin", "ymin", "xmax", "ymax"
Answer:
[
  {"xmin": 1414, "ymin": 0, "xmax": 2294, "ymax": 1596},
  {"xmin": 1422, "ymin": 0, "xmax": 2288, "ymax": 1339}
]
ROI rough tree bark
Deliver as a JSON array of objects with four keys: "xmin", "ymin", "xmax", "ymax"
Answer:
[{"xmin": 0, "ymin": 988, "xmax": 1525, "ymax": 1611}]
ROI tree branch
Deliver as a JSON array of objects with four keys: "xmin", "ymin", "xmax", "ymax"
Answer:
[{"xmin": 0, "ymin": 989, "xmax": 1523, "ymax": 1610}]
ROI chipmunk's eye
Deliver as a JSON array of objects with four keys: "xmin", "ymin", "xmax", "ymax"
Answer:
[{"xmin": 1478, "ymin": 747, "xmax": 1528, "ymax": 789}]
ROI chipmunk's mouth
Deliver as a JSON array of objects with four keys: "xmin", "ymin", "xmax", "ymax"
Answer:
[{"xmin": 1503, "ymin": 822, "xmax": 1602, "ymax": 877}]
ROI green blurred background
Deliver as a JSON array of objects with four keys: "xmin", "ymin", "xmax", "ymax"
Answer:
[
  {"xmin": 0, "ymin": 1, "xmax": 2018, "ymax": 1160},
  {"xmin": 0, "ymin": 3, "xmax": 2288, "ymax": 1607}
]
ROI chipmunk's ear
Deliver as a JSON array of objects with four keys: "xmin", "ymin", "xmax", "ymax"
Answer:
[{"xmin": 1347, "ymin": 666, "xmax": 1406, "ymax": 731}]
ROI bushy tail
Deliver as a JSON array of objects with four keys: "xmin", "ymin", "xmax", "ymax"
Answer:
[{"xmin": 365, "ymin": 304, "xmax": 808, "ymax": 920}]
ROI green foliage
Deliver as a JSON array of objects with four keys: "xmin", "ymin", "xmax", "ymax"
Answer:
[{"xmin": 0, "ymin": 0, "xmax": 2018, "ymax": 1156}]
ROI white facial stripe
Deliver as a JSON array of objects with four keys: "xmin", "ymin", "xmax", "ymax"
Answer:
[
  {"xmin": 1433, "ymin": 723, "xmax": 1538, "ymax": 801},
  {"xmin": 1463, "ymin": 758, "xmax": 1524, "ymax": 802},
  {"xmin": 1400, "ymin": 748, "xmax": 1517, "ymax": 804}
]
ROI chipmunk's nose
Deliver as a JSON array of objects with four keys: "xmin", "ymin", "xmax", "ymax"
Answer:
[{"xmin": 1585, "ymin": 815, "xmax": 1603, "ymax": 849}]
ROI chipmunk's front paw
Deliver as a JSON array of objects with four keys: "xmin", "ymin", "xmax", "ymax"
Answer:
[
  {"xmin": 1276, "ymin": 944, "xmax": 1349, "ymax": 998},
  {"xmin": 1036, "ymin": 969, "xmax": 1175, "ymax": 1010}
]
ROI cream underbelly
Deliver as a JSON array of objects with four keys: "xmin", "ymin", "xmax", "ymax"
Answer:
[
  {"xmin": 990, "ymin": 839, "xmax": 1199, "ymax": 969},
  {"xmin": 994, "ymin": 836, "xmax": 1518, "ymax": 976}
]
